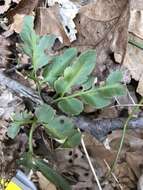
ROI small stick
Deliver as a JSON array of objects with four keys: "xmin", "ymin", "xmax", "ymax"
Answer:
[
  {"xmin": 104, "ymin": 159, "xmax": 123, "ymax": 190},
  {"xmin": 80, "ymin": 133, "xmax": 103, "ymax": 190}
]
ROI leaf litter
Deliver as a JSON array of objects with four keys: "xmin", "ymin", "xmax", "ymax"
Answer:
[{"xmin": 1, "ymin": 0, "xmax": 143, "ymax": 189}]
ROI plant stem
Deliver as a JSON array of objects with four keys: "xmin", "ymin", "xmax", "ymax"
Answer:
[
  {"xmin": 107, "ymin": 98, "xmax": 143, "ymax": 176},
  {"xmin": 29, "ymin": 123, "xmax": 36, "ymax": 154},
  {"xmin": 53, "ymin": 84, "xmax": 123, "ymax": 103}
]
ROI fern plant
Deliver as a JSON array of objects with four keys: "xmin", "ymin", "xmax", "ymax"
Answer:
[{"xmin": 7, "ymin": 16, "xmax": 126, "ymax": 190}]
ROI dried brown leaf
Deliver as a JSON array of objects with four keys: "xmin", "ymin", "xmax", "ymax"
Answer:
[
  {"xmin": 10, "ymin": 14, "xmax": 25, "ymax": 33},
  {"xmin": 35, "ymin": 7, "xmax": 70, "ymax": 45},
  {"xmin": 129, "ymin": 10, "xmax": 143, "ymax": 40},
  {"xmin": 37, "ymin": 172, "xmax": 57, "ymax": 190},
  {"xmin": 74, "ymin": 0, "xmax": 129, "ymax": 47},
  {"xmin": 123, "ymin": 35, "xmax": 143, "ymax": 96},
  {"xmin": 72, "ymin": 0, "xmax": 129, "ymax": 82},
  {"xmin": 126, "ymin": 152, "xmax": 143, "ymax": 178},
  {"xmin": 83, "ymin": 133, "xmax": 116, "ymax": 164},
  {"xmin": 6, "ymin": 0, "xmax": 38, "ymax": 23}
]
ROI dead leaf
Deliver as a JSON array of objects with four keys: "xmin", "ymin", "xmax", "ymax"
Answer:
[
  {"xmin": 123, "ymin": 35, "xmax": 143, "ymax": 96},
  {"xmin": 83, "ymin": 133, "xmax": 116, "ymax": 164},
  {"xmin": 74, "ymin": 0, "xmax": 129, "ymax": 46},
  {"xmin": 126, "ymin": 152, "xmax": 143, "ymax": 178},
  {"xmin": 0, "ymin": 35, "xmax": 11, "ymax": 68},
  {"xmin": 0, "ymin": 87, "xmax": 23, "ymax": 120},
  {"xmin": 6, "ymin": 0, "xmax": 38, "ymax": 23},
  {"xmin": 72, "ymin": 0, "xmax": 129, "ymax": 82},
  {"xmin": 129, "ymin": 10, "xmax": 143, "ymax": 40},
  {"xmin": 98, "ymin": 107, "xmax": 118, "ymax": 119},
  {"xmin": 54, "ymin": 147, "xmax": 96, "ymax": 189},
  {"xmin": 35, "ymin": 7, "xmax": 70, "ymax": 45},
  {"xmin": 79, "ymin": 0, "xmax": 127, "ymax": 21},
  {"xmin": 115, "ymin": 163, "xmax": 136, "ymax": 190},
  {"xmin": 48, "ymin": 0, "xmax": 79, "ymax": 42},
  {"xmin": 130, "ymin": 0, "xmax": 143, "ymax": 10},
  {"xmin": 10, "ymin": 14, "xmax": 25, "ymax": 33},
  {"xmin": 37, "ymin": 172, "xmax": 57, "ymax": 190},
  {"xmin": 138, "ymin": 174, "xmax": 143, "ymax": 190},
  {"xmin": 0, "ymin": 0, "xmax": 11, "ymax": 14}
]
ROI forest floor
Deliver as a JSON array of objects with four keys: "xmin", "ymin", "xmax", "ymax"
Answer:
[{"xmin": 0, "ymin": 0, "xmax": 143, "ymax": 190}]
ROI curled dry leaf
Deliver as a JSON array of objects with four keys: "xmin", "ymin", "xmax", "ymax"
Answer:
[
  {"xmin": 35, "ymin": 7, "xmax": 70, "ymax": 45},
  {"xmin": 48, "ymin": 0, "xmax": 79, "ymax": 42}
]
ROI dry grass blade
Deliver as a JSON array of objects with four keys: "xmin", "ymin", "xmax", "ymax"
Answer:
[{"xmin": 80, "ymin": 134, "xmax": 103, "ymax": 190}]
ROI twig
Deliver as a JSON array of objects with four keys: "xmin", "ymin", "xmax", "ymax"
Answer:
[
  {"xmin": 111, "ymin": 104, "xmax": 143, "ymax": 108},
  {"xmin": 80, "ymin": 133, "xmax": 102, "ymax": 190},
  {"xmin": 127, "ymin": 89, "xmax": 136, "ymax": 105},
  {"xmin": 104, "ymin": 159, "xmax": 123, "ymax": 190}
]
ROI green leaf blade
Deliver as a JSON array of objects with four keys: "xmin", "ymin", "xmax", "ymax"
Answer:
[
  {"xmin": 106, "ymin": 70, "xmax": 123, "ymax": 85},
  {"xmin": 58, "ymin": 98, "xmax": 83, "ymax": 115},
  {"xmin": 55, "ymin": 50, "xmax": 96, "ymax": 94},
  {"xmin": 35, "ymin": 160, "xmax": 71, "ymax": 190},
  {"xmin": 44, "ymin": 116, "xmax": 80, "ymax": 146},
  {"xmin": 43, "ymin": 48, "xmax": 77, "ymax": 85},
  {"xmin": 63, "ymin": 132, "xmax": 81, "ymax": 148},
  {"xmin": 7, "ymin": 112, "xmax": 32, "ymax": 139},
  {"xmin": 98, "ymin": 84, "xmax": 126, "ymax": 98},
  {"xmin": 45, "ymin": 116, "xmax": 75, "ymax": 139},
  {"xmin": 35, "ymin": 104, "xmax": 55, "ymax": 123},
  {"xmin": 7, "ymin": 123, "xmax": 20, "ymax": 139},
  {"xmin": 81, "ymin": 84, "xmax": 126, "ymax": 108},
  {"xmin": 20, "ymin": 16, "xmax": 38, "ymax": 57},
  {"xmin": 81, "ymin": 93, "xmax": 111, "ymax": 108},
  {"xmin": 38, "ymin": 35, "xmax": 56, "ymax": 51}
]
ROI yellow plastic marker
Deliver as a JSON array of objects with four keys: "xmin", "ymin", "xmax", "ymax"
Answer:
[
  {"xmin": 0, "ymin": 170, "xmax": 37, "ymax": 190},
  {"xmin": 5, "ymin": 181, "xmax": 22, "ymax": 190}
]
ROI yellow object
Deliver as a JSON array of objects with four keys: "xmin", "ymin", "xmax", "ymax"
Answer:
[
  {"xmin": 0, "ymin": 178, "xmax": 9, "ymax": 189},
  {"xmin": 5, "ymin": 181, "xmax": 22, "ymax": 190}
]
